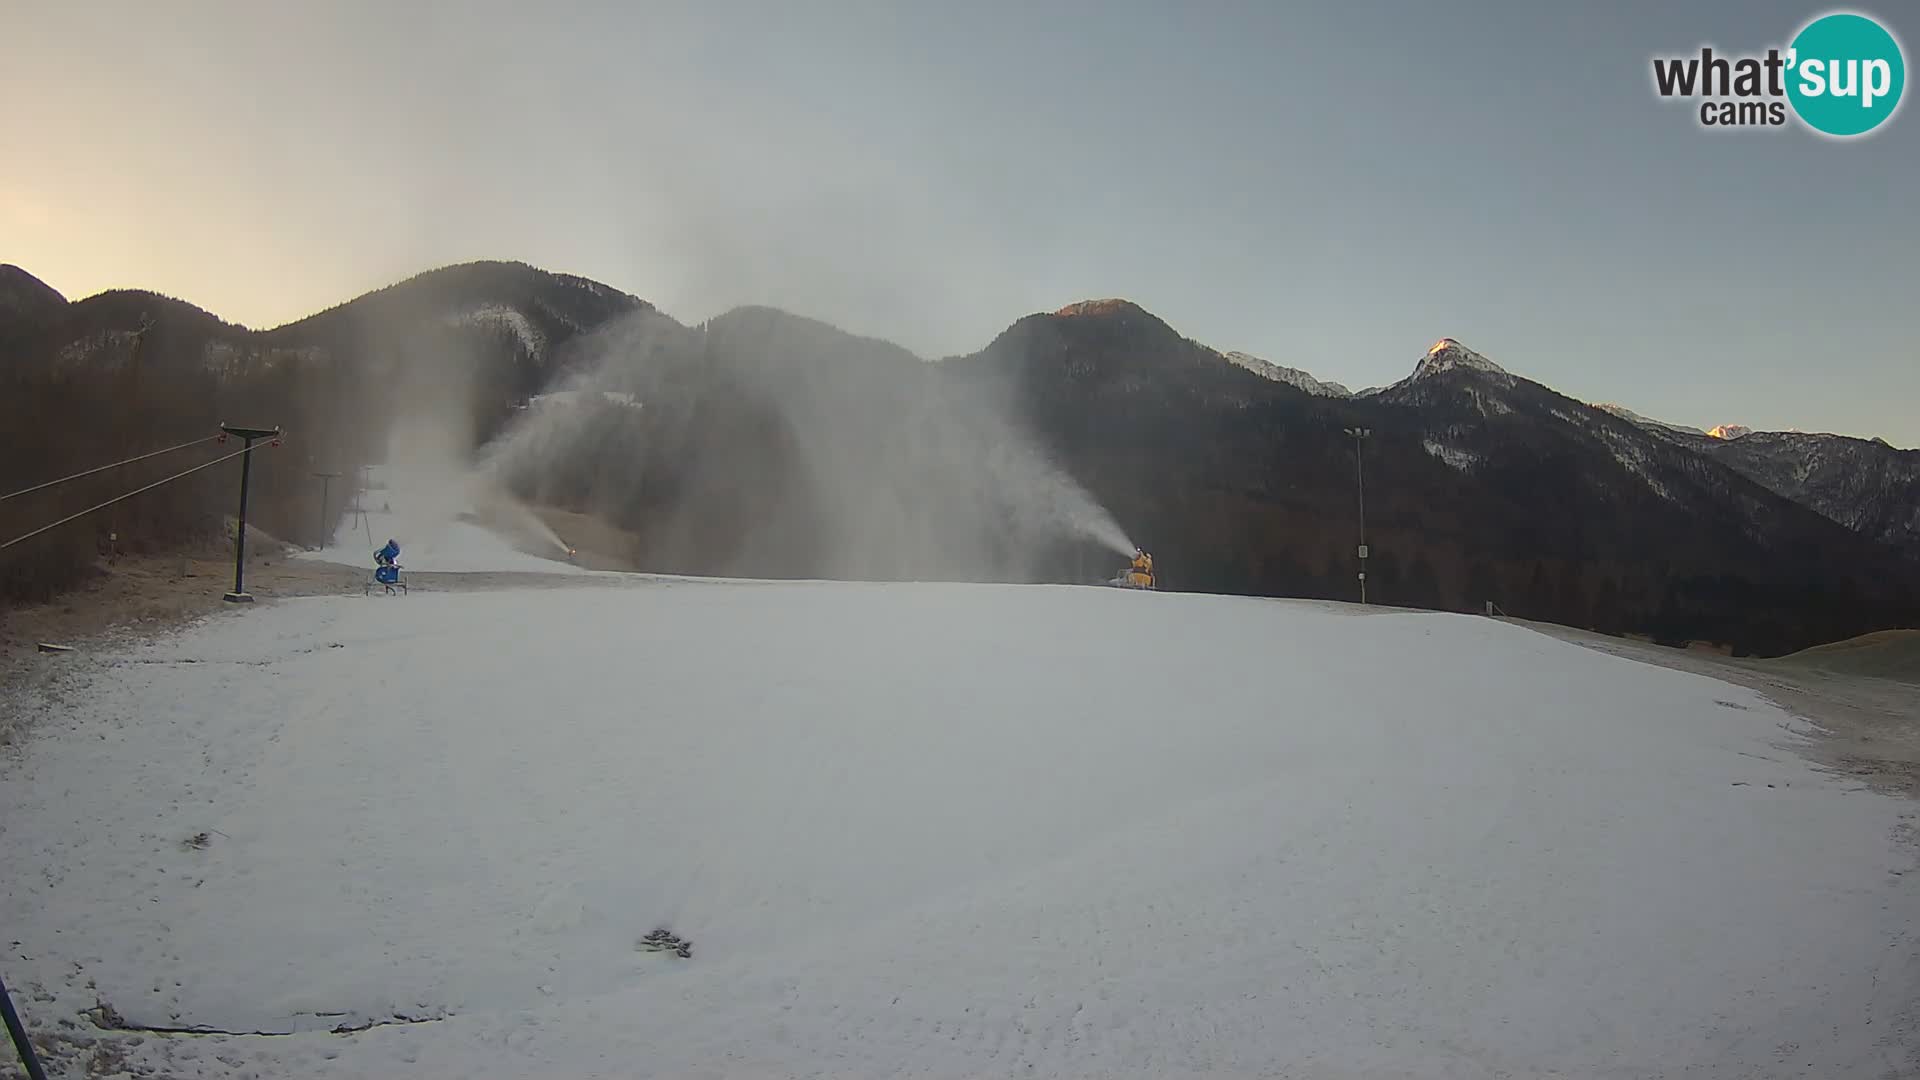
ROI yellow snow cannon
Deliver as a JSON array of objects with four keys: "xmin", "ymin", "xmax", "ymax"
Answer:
[{"xmin": 1111, "ymin": 548, "xmax": 1156, "ymax": 590}]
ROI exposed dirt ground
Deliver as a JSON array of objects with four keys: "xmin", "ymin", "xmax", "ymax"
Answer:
[
  {"xmin": 521, "ymin": 506, "xmax": 646, "ymax": 572},
  {"xmin": 462, "ymin": 502, "xmax": 645, "ymax": 573},
  {"xmin": 1508, "ymin": 618, "xmax": 1920, "ymax": 799},
  {"xmin": 1778, "ymin": 629, "xmax": 1920, "ymax": 683},
  {"xmin": 0, "ymin": 548, "xmax": 622, "ymax": 746}
]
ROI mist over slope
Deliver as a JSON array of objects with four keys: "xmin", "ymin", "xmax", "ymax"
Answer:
[
  {"xmin": 485, "ymin": 304, "xmax": 1133, "ymax": 582},
  {"xmin": 4, "ymin": 259, "xmax": 1915, "ymax": 653}
]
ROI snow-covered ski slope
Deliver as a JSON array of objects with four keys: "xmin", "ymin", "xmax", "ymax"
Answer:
[
  {"xmin": 2, "ymin": 581, "xmax": 1916, "ymax": 1078},
  {"xmin": 300, "ymin": 508, "xmax": 593, "ymax": 575}
]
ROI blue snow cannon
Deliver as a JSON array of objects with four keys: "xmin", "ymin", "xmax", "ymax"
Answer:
[{"xmin": 368, "ymin": 540, "xmax": 407, "ymax": 595}]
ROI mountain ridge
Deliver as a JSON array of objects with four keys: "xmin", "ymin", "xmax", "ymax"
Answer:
[
  {"xmin": 0, "ymin": 263, "xmax": 67, "ymax": 319},
  {"xmin": 6, "ymin": 262, "xmax": 1905, "ymax": 451},
  {"xmin": 4, "ymin": 260, "xmax": 1913, "ymax": 652}
]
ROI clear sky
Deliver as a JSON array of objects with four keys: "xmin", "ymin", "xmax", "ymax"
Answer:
[{"xmin": 3, "ymin": 1, "xmax": 1914, "ymax": 443}]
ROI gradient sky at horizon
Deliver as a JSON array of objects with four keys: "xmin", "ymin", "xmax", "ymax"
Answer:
[{"xmin": 3, "ymin": 1, "xmax": 1915, "ymax": 443}]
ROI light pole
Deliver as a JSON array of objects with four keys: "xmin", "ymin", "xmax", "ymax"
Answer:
[
  {"xmin": 1343, "ymin": 426, "xmax": 1370, "ymax": 604},
  {"xmin": 220, "ymin": 423, "xmax": 281, "ymax": 603},
  {"xmin": 311, "ymin": 470, "xmax": 340, "ymax": 550}
]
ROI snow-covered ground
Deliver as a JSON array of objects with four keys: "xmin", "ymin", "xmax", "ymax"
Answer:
[
  {"xmin": 301, "ymin": 508, "xmax": 590, "ymax": 575},
  {"xmin": 2, "ymin": 583, "xmax": 1916, "ymax": 1078}
]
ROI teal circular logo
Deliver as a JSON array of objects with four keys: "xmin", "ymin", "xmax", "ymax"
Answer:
[{"xmin": 1786, "ymin": 12, "xmax": 1905, "ymax": 136}]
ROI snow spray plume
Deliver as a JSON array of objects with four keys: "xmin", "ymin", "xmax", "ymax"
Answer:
[
  {"xmin": 475, "ymin": 306, "xmax": 1134, "ymax": 581},
  {"xmin": 343, "ymin": 320, "xmax": 492, "ymax": 549},
  {"xmin": 464, "ymin": 367, "xmax": 639, "ymax": 558},
  {"xmin": 340, "ymin": 315, "xmax": 584, "ymax": 564}
]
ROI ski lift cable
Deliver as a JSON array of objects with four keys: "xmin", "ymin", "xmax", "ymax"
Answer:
[
  {"xmin": 0, "ymin": 435, "xmax": 220, "ymax": 503},
  {"xmin": 0, "ymin": 440, "xmax": 270, "ymax": 552}
]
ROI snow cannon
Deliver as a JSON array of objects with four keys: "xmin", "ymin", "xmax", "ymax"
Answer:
[
  {"xmin": 366, "ymin": 539, "xmax": 407, "ymax": 595},
  {"xmin": 367, "ymin": 561, "xmax": 408, "ymax": 596},
  {"xmin": 1111, "ymin": 547, "xmax": 1156, "ymax": 590}
]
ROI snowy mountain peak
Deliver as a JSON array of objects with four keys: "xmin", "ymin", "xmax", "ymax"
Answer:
[
  {"xmin": 1708, "ymin": 424, "xmax": 1753, "ymax": 441},
  {"xmin": 1594, "ymin": 403, "xmax": 1706, "ymax": 436},
  {"xmin": 1410, "ymin": 338, "xmax": 1509, "ymax": 382},
  {"xmin": 1220, "ymin": 351, "xmax": 1353, "ymax": 397},
  {"xmin": 1052, "ymin": 298, "xmax": 1147, "ymax": 319},
  {"xmin": 449, "ymin": 304, "xmax": 547, "ymax": 358}
]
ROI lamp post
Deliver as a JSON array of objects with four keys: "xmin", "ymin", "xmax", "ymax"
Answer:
[
  {"xmin": 1343, "ymin": 426, "xmax": 1371, "ymax": 604},
  {"xmin": 221, "ymin": 423, "xmax": 281, "ymax": 603},
  {"xmin": 311, "ymin": 470, "xmax": 340, "ymax": 550}
]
